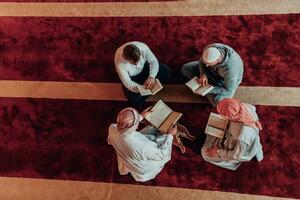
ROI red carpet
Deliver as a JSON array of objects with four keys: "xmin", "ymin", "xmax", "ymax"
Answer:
[
  {"xmin": 0, "ymin": 98, "xmax": 299, "ymax": 198},
  {"xmin": 0, "ymin": 14, "xmax": 299, "ymax": 86}
]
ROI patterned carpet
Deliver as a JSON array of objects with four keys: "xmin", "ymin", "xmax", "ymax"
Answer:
[
  {"xmin": 0, "ymin": 15, "xmax": 299, "ymax": 86},
  {"xmin": 0, "ymin": 1, "xmax": 299, "ymax": 199}
]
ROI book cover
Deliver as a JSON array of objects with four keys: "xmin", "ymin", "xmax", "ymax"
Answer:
[
  {"xmin": 205, "ymin": 112, "xmax": 229, "ymax": 138},
  {"xmin": 144, "ymin": 100, "xmax": 182, "ymax": 133}
]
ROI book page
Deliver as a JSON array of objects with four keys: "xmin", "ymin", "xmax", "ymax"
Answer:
[
  {"xmin": 160, "ymin": 111, "xmax": 182, "ymax": 133},
  {"xmin": 145, "ymin": 100, "xmax": 172, "ymax": 128},
  {"xmin": 208, "ymin": 113, "xmax": 228, "ymax": 130},
  {"xmin": 151, "ymin": 79, "xmax": 163, "ymax": 95},
  {"xmin": 205, "ymin": 126, "xmax": 225, "ymax": 138},
  {"xmin": 195, "ymin": 84, "xmax": 214, "ymax": 96},
  {"xmin": 137, "ymin": 85, "xmax": 152, "ymax": 96},
  {"xmin": 185, "ymin": 77, "xmax": 201, "ymax": 92}
]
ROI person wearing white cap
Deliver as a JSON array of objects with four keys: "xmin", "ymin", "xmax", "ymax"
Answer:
[
  {"xmin": 107, "ymin": 107, "xmax": 177, "ymax": 182},
  {"xmin": 181, "ymin": 43, "xmax": 244, "ymax": 107}
]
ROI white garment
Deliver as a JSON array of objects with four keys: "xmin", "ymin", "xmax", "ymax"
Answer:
[
  {"xmin": 114, "ymin": 41, "xmax": 159, "ymax": 93},
  {"xmin": 201, "ymin": 104, "xmax": 264, "ymax": 170},
  {"xmin": 107, "ymin": 124, "xmax": 173, "ymax": 182}
]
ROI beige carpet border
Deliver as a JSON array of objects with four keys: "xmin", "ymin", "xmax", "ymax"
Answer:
[
  {"xmin": 0, "ymin": 80, "xmax": 299, "ymax": 107},
  {"xmin": 0, "ymin": 176, "xmax": 297, "ymax": 200},
  {"xmin": 0, "ymin": 0, "xmax": 299, "ymax": 17}
]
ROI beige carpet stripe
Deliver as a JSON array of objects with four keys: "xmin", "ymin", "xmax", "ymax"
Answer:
[
  {"xmin": 0, "ymin": 176, "xmax": 297, "ymax": 200},
  {"xmin": 0, "ymin": 80, "xmax": 299, "ymax": 106},
  {"xmin": 0, "ymin": 0, "xmax": 299, "ymax": 17}
]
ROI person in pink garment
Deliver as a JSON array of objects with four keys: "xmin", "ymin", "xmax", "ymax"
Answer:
[{"xmin": 201, "ymin": 98, "xmax": 263, "ymax": 170}]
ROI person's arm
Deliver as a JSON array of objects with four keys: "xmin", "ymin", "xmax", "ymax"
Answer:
[
  {"xmin": 142, "ymin": 124, "xmax": 176, "ymax": 161},
  {"xmin": 218, "ymin": 127, "xmax": 257, "ymax": 161},
  {"xmin": 198, "ymin": 61, "xmax": 206, "ymax": 76},
  {"xmin": 208, "ymin": 73, "xmax": 238, "ymax": 101},
  {"xmin": 143, "ymin": 134, "xmax": 173, "ymax": 161},
  {"xmin": 144, "ymin": 46, "xmax": 159, "ymax": 78},
  {"xmin": 216, "ymin": 142, "xmax": 245, "ymax": 161},
  {"xmin": 198, "ymin": 61, "xmax": 210, "ymax": 86},
  {"xmin": 217, "ymin": 141, "xmax": 253, "ymax": 162},
  {"xmin": 116, "ymin": 63, "xmax": 141, "ymax": 93}
]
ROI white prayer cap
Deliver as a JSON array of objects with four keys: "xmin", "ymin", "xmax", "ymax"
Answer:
[{"xmin": 202, "ymin": 47, "xmax": 221, "ymax": 63}]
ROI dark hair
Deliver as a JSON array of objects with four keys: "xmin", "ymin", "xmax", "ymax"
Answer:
[{"xmin": 123, "ymin": 44, "xmax": 141, "ymax": 63}]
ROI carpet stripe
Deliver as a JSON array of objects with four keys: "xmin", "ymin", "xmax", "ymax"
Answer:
[
  {"xmin": 0, "ymin": 0, "xmax": 299, "ymax": 17},
  {"xmin": 0, "ymin": 81, "xmax": 299, "ymax": 106},
  {"xmin": 0, "ymin": 177, "xmax": 296, "ymax": 200}
]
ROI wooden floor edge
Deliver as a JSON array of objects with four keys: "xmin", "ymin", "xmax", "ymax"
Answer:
[
  {"xmin": 0, "ymin": 0, "xmax": 299, "ymax": 17},
  {"xmin": 0, "ymin": 81, "xmax": 299, "ymax": 106},
  {"xmin": 0, "ymin": 176, "xmax": 297, "ymax": 200}
]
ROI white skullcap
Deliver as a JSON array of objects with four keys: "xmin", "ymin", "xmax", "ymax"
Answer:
[{"xmin": 202, "ymin": 47, "xmax": 221, "ymax": 63}]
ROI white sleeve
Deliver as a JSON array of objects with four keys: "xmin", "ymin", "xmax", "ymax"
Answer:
[
  {"xmin": 143, "ymin": 135, "xmax": 173, "ymax": 161},
  {"xmin": 116, "ymin": 63, "xmax": 141, "ymax": 93},
  {"xmin": 144, "ymin": 45, "xmax": 159, "ymax": 78},
  {"xmin": 219, "ymin": 127, "xmax": 256, "ymax": 161}
]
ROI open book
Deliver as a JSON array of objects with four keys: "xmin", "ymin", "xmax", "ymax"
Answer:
[
  {"xmin": 205, "ymin": 112, "xmax": 229, "ymax": 138},
  {"xmin": 144, "ymin": 100, "xmax": 182, "ymax": 133},
  {"xmin": 137, "ymin": 79, "xmax": 163, "ymax": 96},
  {"xmin": 185, "ymin": 76, "xmax": 214, "ymax": 96}
]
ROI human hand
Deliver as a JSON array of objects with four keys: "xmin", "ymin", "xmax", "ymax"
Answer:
[
  {"xmin": 144, "ymin": 77, "xmax": 156, "ymax": 89},
  {"xmin": 167, "ymin": 124, "xmax": 177, "ymax": 136},
  {"xmin": 198, "ymin": 75, "xmax": 208, "ymax": 86},
  {"xmin": 205, "ymin": 147, "xmax": 220, "ymax": 157},
  {"xmin": 141, "ymin": 106, "xmax": 152, "ymax": 118}
]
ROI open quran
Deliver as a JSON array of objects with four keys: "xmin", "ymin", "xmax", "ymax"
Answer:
[
  {"xmin": 205, "ymin": 112, "xmax": 229, "ymax": 138},
  {"xmin": 185, "ymin": 76, "xmax": 214, "ymax": 96},
  {"xmin": 137, "ymin": 79, "xmax": 163, "ymax": 96},
  {"xmin": 144, "ymin": 100, "xmax": 182, "ymax": 133}
]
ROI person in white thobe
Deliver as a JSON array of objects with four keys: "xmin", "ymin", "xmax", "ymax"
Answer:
[
  {"xmin": 201, "ymin": 98, "xmax": 264, "ymax": 170},
  {"xmin": 108, "ymin": 107, "xmax": 176, "ymax": 182}
]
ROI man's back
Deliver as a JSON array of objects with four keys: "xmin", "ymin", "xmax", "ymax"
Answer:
[
  {"xmin": 203, "ymin": 43, "xmax": 244, "ymax": 83},
  {"xmin": 108, "ymin": 124, "xmax": 173, "ymax": 182}
]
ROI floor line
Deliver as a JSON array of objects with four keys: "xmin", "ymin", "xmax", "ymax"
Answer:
[
  {"xmin": 0, "ymin": 176, "xmax": 297, "ymax": 200},
  {"xmin": 0, "ymin": 80, "xmax": 299, "ymax": 106},
  {"xmin": 0, "ymin": 0, "xmax": 299, "ymax": 17}
]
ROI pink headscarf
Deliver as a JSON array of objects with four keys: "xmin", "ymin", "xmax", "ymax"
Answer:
[
  {"xmin": 217, "ymin": 98, "xmax": 262, "ymax": 130},
  {"xmin": 117, "ymin": 107, "xmax": 142, "ymax": 132}
]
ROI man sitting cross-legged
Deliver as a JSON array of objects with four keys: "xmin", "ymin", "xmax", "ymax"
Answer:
[
  {"xmin": 114, "ymin": 41, "xmax": 171, "ymax": 109},
  {"xmin": 108, "ymin": 107, "xmax": 177, "ymax": 182},
  {"xmin": 201, "ymin": 98, "xmax": 264, "ymax": 170},
  {"xmin": 182, "ymin": 43, "xmax": 244, "ymax": 107}
]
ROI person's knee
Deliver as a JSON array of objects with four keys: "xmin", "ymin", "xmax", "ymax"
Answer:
[
  {"xmin": 181, "ymin": 63, "xmax": 189, "ymax": 77},
  {"xmin": 206, "ymin": 94, "xmax": 218, "ymax": 107},
  {"xmin": 122, "ymin": 89, "xmax": 141, "ymax": 104},
  {"xmin": 163, "ymin": 64, "xmax": 171, "ymax": 80},
  {"xmin": 181, "ymin": 62, "xmax": 198, "ymax": 79},
  {"xmin": 157, "ymin": 63, "xmax": 171, "ymax": 81}
]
